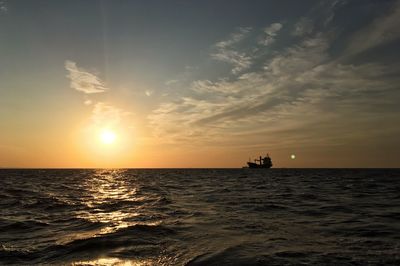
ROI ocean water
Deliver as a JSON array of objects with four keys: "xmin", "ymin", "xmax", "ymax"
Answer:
[{"xmin": 0, "ymin": 169, "xmax": 399, "ymax": 265}]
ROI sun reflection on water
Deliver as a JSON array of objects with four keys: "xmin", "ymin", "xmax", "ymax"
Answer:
[
  {"xmin": 71, "ymin": 257, "xmax": 158, "ymax": 266},
  {"xmin": 72, "ymin": 169, "xmax": 159, "ymax": 237},
  {"xmin": 56, "ymin": 169, "xmax": 172, "ymax": 265},
  {"xmin": 83, "ymin": 169, "xmax": 138, "ymax": 204}
]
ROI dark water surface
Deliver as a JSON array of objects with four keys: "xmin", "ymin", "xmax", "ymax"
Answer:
[{"xmin": 0, "ymin": 169, "xmax": 399, "ymax": 265}]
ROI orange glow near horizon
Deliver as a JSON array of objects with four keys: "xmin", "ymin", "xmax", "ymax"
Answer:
[{"xmin": 66, "ymin": 119, "xmax": 140, "ymax": 168}]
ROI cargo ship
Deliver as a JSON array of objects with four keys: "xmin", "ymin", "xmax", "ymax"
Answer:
[{"xmin": 245, "ymin": 154, "xmax": 273, "ymax": 168}]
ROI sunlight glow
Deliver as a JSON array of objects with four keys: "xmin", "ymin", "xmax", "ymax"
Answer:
[{"xmin": 100, "ymin": 130, "xmax": 116, "ymax": 144}]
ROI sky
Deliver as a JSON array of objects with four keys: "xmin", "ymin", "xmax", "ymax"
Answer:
[{"xmin": 1, "ymin": 0, "xmax": 400, "ymax": 168}]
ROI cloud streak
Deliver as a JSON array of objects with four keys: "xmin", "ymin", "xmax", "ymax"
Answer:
[
  {"xmin": 64, "ymin": 60, "xmax": 132, "ymax": 132},
  {"xmin": 148, "ymin": 6, "xmax": 400, "ymax": 151},
  {"xmin": 0, "ymin": 1, "xmax": 7, "ymax": 13},
  {"xmin": 211, "ymin": 27, "xmax": 252, "ymax": 74},
  {"xmin": 344, "ymin": 0, "xmax": 400, "ymax": 57},
  {"xmin": 260, "ymin": 22, "xmax": 283, "ymax": 45},
  {"xmin": 292, "ymin": 18, "xmax": 313, "ymax": 36},
  {"xmin": 65, "ymin": 60, "xmax": 108, "ymax": 94},
  {"xmin": 91, "ymin": 102, "xmax": 130, "ymax": 128}
]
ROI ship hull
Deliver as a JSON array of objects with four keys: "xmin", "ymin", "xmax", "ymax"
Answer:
[{"xmin": 247, "ymin": 162, "xmax": 272, "ymax": 168}]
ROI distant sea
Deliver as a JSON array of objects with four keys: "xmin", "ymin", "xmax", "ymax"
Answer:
[{"xmin": 0, "ymin": 169, "xmax": 399, "ymax": 265}]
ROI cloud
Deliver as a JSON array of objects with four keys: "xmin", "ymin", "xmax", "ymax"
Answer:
[
  {"xmin": 91, "ymin": 102, "xmax": 130, "ymax": 128},
  {"xmin": 148, "ymin": 26, "xmax": 400, "ymax": 149},
  {"xmin": 145, "ymin": 90, "xmax": 153, "ymax": 96},
  {"xmin": 0, "ymin": 1, "xmax": 7, "ymax": 13},
  {"xmin": 64, "ymin": 60, "xmax": 134, "ymax": 132},
  {"xmin": 165, "ymin": 79, "xmax": 179, "ymax": 86},
  {"xmin": 211, "ymin": 50, "xmax": 252, "ymax": 75},
  {"xmin": 323, "ymin": 0, "xmax": 347, "ymax": 26},
  {"xmin": 259, "ymin": 23, "xmax": 283, "ymax": 46},
  {"xmin": 292, "ymin": 18, "xmax": 314, "ymax": 36},
  {"xmin": 344, "ymin": 0, "xmax": 400, "ymax": 57},
  {"xmin": 211, "ymin": 27, "xmax": 252, "ymax": 74},
  {"xmin": 84, "ymin": 99, "xmax": 93, "ymax": 105},
  {"xmin": 65, "ymin": 60, "xmax": 108, "ymax": 94},
  {"xmin": 215, "ymin": 27, "xmax": 252, "ymax": 48}
]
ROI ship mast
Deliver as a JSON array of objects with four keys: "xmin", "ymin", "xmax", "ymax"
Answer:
[{"xmin": 254, "ymin": 156, "xmax": 263, "ymax": 165}]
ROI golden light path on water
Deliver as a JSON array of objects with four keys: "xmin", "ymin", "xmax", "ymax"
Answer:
[
  {"xmin": 77, "ymin": 170, "xmax": 141, "ymax": 234},
  {"xmin": 71, "ymin": 257, "xmax": 159, "ymax": 266},
  {"xmin": 64, "ymin": 169, "xmax": 166, "ymax": 265}
]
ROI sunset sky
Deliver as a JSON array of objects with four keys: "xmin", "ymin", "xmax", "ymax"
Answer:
[{"xmin": 1, "ymin": 0, "xmax": 400, "ymax": 168}]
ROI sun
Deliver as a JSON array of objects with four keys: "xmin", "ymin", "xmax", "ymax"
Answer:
[{"xmin": 100, "ymin": 129, "xmax": 116, "ymax": 144}]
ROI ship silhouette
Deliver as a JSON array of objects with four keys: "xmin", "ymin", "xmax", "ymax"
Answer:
[{"xmin": 245, "ymin": 154, "xmax": 273, "ymax": 168}]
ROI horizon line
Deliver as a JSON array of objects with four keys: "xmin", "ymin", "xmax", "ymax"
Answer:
[{"xmin": 0, "ymin": 167, "xmax": 399, "ymax": 170}]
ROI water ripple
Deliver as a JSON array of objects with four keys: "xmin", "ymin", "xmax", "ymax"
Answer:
[{"xmin": 0, "ymin": 168, "xmax": 399, "ymax": 265}]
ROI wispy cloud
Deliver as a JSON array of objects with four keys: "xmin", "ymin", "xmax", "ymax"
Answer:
[
  {"xmin": 165, "ymin": 79, "xmax": 179, "ymax": 86},
  {"xmin": 65, "ymin": 60, "xmax": 108, "ymax": 94},
  {"xmin": 211, "ymin": 50, "xmax": 252, "ymax": 75},
  {"xmin": 344, "ymin": 0, "xmax": 400, "ymax": 57},
  {"xmin": 84, "ymin": 99, "xmax": 92, "ymax": 105},
  {"xmin": 211, "ymin": 27, "xmax": 252, "ymax": 74},
  {"xmin": 0, "ymin": 1, "xmax": 7, "ymax": 13},
  {"xmin": 145, "ymin": 90, "xmax": 153, "ymax": 96},
  {"xmin": 91, "ymin": 102, "xmax": 129, "ymax": 128},
  {"xmin": 323, "ymin": 0, "xmax": 347, "ymax": 26},
  {"xmin": 65, "ymin": 60, "xmax": 132, "ymax": 131},
  {"xmin": 215, "ymin": 27, "xmax": 252, "ymax": 48},
  {"xmin": 292, "ymin": 18, "xmax": 313, "ymax": 36},
  {"xmin": 259, "ymin": 23, "xmax": 283, "ymax": 45},
  {"xmin": 148, "ymin": 6, "xmax": 400, "ymax": 150}
]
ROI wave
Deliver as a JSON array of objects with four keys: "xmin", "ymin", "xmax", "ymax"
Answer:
[
  {"xmin": 1, "ymin": 168, "xmax": 400, "ymax": 265},
  {"xmin": 0, "ymin": 246, "xmax": 38, "ymax": 265},
  {"xmin": 0, "ymin": 220, "xmax": 49, "ymax": 231},
  {"xmin": 44, "ymin": 223, "xmax": 173, "ymax": 261}
]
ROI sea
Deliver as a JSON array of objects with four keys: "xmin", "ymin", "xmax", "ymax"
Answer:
[{"xmin": 0, "ymin": 169, "xmax": 399, "ymax": 265}]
